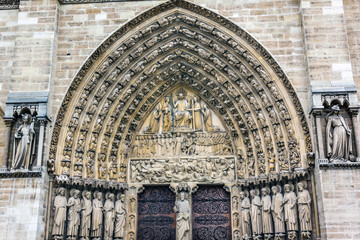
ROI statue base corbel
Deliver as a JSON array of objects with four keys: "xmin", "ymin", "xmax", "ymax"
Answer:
[
  {"xmin": 287, "ymin": 231, "xmax": 297, "ymax": 240},
  {"xmin": 300, "ymin": 231, "xmax": 312, "ymax": 240},
  {"xmin": 274, "ymin": 233, "xmax": 286, "ymax": 240}
]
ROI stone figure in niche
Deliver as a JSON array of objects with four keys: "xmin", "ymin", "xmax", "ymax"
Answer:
[
  {"xmin": 91, "ymin": 192, "xmax": 103, "ymax": 239},
  {"xmin": 52, "ymin": 188, "xmax": 67, "ymax": 239},
  {"xmin": 239, "ymin": 191, "xmax": 251, "ymax": 239},
  {"xmin": 250, "ymin": 189, "xmax": 263, "ymax": 236},
  {"xmin": 261, "ymin": 187, "xmax": 273, "ymax": 236},
  {"xmin": 67, "ymin": 189, "xmax": 81, "ymax": 239},
  {"xmin": 12, "ymin": 113, "xmax": 36, "ymax": 170},
  {"xmin": 129, "ymin": 198, "xmax": 136, "ymax": 213},
  {"xmin": 129, "ymin": 215, "xmax": 136, "ymax": 230},
  {"xmin": 282, "ymin": 184, "xmax": 298, "ymax": 232},
  {"xmin": 232, "ymin": 196, "xmax": 239, "ymax": 211},
  {"xmin": 326, "ymin": 104, "xmax": 352, "ymax": 162},
  {"xmin": 233, "ymin": 213, "xmax": 240, "ymax": 228},
  {"xmin": 174, "ymin": 192, "xmax": 191, "ymax": 240},
  {"xmin": 297, "ymin": 182, "xmax": 312, "ymax": 234},
  {"xmin": 114, "ymin": 194, "xmax": 126, "ymax": 239},
  {"xmin": 162, "ymin": 96, "xmax": 172, "ymax": 132},
  {"xmin": 79, "ymin": 191, "xmax": 92, "ymax": 239},
  {"xmin": 192, "ymin": 97, "xmax": 202, "ymax": 130},
  {"xmin": 271, "ymin": 185, "xmax": 285, "ymax": 234},
  {"xmin": 174, "ymin": 93, "xmax": 191, "ymax": 128},
  {"xmin": 104, "ymin": 193, "xmax": 115, "ymax": 240}
]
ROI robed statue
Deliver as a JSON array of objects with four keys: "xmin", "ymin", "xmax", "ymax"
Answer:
[
  {"xmin": 282, "ymin": 184, "xmax": 298, "ymax": 231},
  {"xmin": 12, "ymin": 113, "xmax": 36, "ymax": 169},
  {"xmin": 114, "ymin": 194, "xmax": 126, "ymax": 239},
  {"xmin": 52, "ymin": 188, "xmax": 67, "ymax": 239},
  {"xmin": 91, "ymin": 192, "xmax": 103, "ymax": 239},
  {"xmin": 297, "ymin": 182, "xmax": 312, "ymax": 233},
  {"xmin": 239, "ymin": 191, "xmax": 251, "ymax": 239},
  {"xmin": 174, "ymin": 192, "xmax": 190, "ymax": 240},
  {"xmin": 79, "ymin": 191, "xmax": 92, "ymax": 240},
  {"xmin": 67, "ymin": 189, "xmax": 81, "ymax": 239},
  {"xmin": 250, "ymin": 189, "xmax": 263, "ymax": 236},
  {"xmin": 104, "ymin": 193, "xmax": 115, "ymax": 240},
  {"xmin": 261, "ymin": 187, "xmax": 273, "ymax": 235},
  {"xmin": 174, "ymin": 93, "xmax": 191, "ymax": 128},
  {"xmin": 326, "ymin": 105, "xmax": 352, "ymax": 162},
  {"xmin": 271, "ymin": 185, "xmax": 285, "ymax": 234}
]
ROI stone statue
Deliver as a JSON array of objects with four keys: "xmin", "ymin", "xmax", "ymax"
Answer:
[
  {"xmin": 202, "ymin": 104, "xmax": 214, "ymax": 132},
  {"xmin": 271, "ymin": 185, "xmax": 285, "ymax": 234},
  {"xmin": 162, "ymin": 96, "xmax": 172, "ymax": 132},
  {"xmin": 250, "ymin": 189, "xmax": 263, "ymax": 236},
  {"xmin": 129, "ymin": 198, "xmax": 136, "ymax": 213},
  {"xmin": 297, "ymin": 182, "xmax": 312, "ymax": 233},
  {"xmin": 282, "ymin": 184, "xmax": 298, "ymax": 231},
  {"xmin": 79, "ymin": 191, "xmax": 92, "ymax": 240},
  {"xmin": 67, "ymin": 189, "xmax": 81, "ymax": 239},
  {"xmin": 91, "ymin": 192, "xmax": 103, "ymax": 239},
  {"xmin": 147, "ymin": 102, "xmax": 162, "ymax": 133},
  {"xmin": 12, "ymin": 113, "xmax": 36, "ymax": 170},
  {"xmin": 232, "ymin": 196, "xmax": 239, "ymax": 211},
  {"xmin": 239, "ymin": 191, "xmax": 251, "ymax": 239},
  {"xmin": 52, "ymin": 188, "xmax": 67, "ymax": 239},
  {"xmin": 174, "ymin": 93, "xmax": 191, "ymax": 128},
  {"xmin": 261, "ymin": 187, "xmax": 273, "ymax": 235},
  {"xmin": 114, "ymin": 194, "xmax": 126, "ymax": 239},
  {"xmin": 104, "ymin": 193, "xmax": 115, "ymax": 240},
  {"xmin": 192, "ymin": 97, "xmax": 202, "ymax": 130},
  {"xmin": 129, "ymin": 215, "xmax": 136, "ymax": 230},
  {"xmin": 326, "ymin": 104, "xmax": 352, "ymax": 162},
  {"xmin": 174, "ymin": 192, "xmax": 191, "ymax": 240}
]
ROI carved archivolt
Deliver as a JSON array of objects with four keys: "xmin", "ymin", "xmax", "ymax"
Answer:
[{"xmin": 48, "ymin": 0, "xmax": 312, "ymax": 182}]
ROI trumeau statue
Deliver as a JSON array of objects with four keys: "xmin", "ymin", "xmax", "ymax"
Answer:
[
  {"xmin": 12, "ymin": 113, "xmax": 36, "ymax": 170},
  {"xmin": 104, "ymin": 193, "xmax": 115, "ymax": 240},
  {"xmin": 52, "ymin": 188, "xmax": 67, "ymax": 239},
  {"xmin": 261, "ymin": 187, "xmax": 273, "ymax": 235},
  {"xmin": 114, "ymin": 194, "xmax": 126, "ymax": 239},
  {"xmin": 297, "ymin": 182, "xmax": 312, "ymax": 233},
  {"xmin": 240, "ymin": 191, "xmax": 251, "ymax": 239},
  {"xmin": 91, "ymin": 192, "xmax": 103, "ymax": 239},
  {"xmin": 174, "ymin": 192, "xmax": 191, "ymax": 240},
  {"xmin": 326, "ymin": 104, "xmax": 352, "ymax": 162},
  {"xmin": 271, "ymin": 185, "xmax": 285, "ymax": 234},
  {"xmin": 283, "ymin": 184, "xmax": 298, "ymax": 232},
  {"xmin": 79, "ymin": 191, "xmax": 92, "ymax": 240},
  {"xmin": 67, "ymin": 189, "xmax": 81, "ymax": 239},
  {"xmin": 250, "ymin": 189, "xmax": 263, "ymax": 236}
]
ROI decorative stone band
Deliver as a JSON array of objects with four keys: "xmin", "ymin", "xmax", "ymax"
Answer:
[
  {"xmin": 0, "ymin": 168, "xmax": 43, "ymax": 178},
  {"xmin": 0, "ymin": 0, "xmax": 19, "ymax": 10},
  {"xmin": 55, "ymin": 175, "xmax": 128, "ymax": 191},
  {"xmin": 318, "ymin": 159, "xmax": 360, "ymax": 169}
]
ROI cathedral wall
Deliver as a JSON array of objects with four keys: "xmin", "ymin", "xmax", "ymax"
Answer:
[
  {"xmin": 0, "ymin": 178, "xmax": 49, "ymax": 240},
  {"xmin": 315, "ymin": 168, "xmax": 360, "ymax": 239}
]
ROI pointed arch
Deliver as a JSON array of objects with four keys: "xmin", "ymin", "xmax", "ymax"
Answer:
[{"xmin": 48, "ymin": 0, "xmax": 312, "ymax": 182}]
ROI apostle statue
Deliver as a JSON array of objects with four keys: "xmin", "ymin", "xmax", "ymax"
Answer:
[
  {"xmin": 297, "ymin": 182, "xmax": 312, "ymax": 235},
  {"xmin": 282, "ymin": 184, "xmax": 298, "ymax": 232},
  {"xmin": 261, "ymin": 187, "xmax": 273, "ymax": 236},
  {"xmin": 104, "ymin": 193, "xmax": 115, "ymax": 240},
  {"xmin": 174, "ymin": 93, "xmax": 191, "ymax": 128},
  {"xmin": 114, "ymin": 194, "xmax": 127, "ymax": 239},
  {"xmin": 192, "ymin": 97, "xmax": 202, "ymax": 131},
  {"xmin": 202, "ymin": 104, "xmax": 215, "ymax": 132},
  {"xmin": 67, "ymin": 189, "xmax": 81, "ymax": 239},
  {"xmin": 250, "ymin": 189, "xmax": 263, "ymax": 237},
  {"xmin": 239, "ymin": 191, "xmax": 251, "ymax": 239},
  {"xmin": 79, "ymin": 191, "xmax": 92, "ymax": 240},
  {"xmin": 12, "ymin": 113, "xmax": 36, "ymax": 170},
  {"xmin": 326, "ymin": 104, "xmax": 352, "ymax": 162},
  {"xmin": 147, "ymin": 102, "xmax": 162, "ymax": 133},
  {"xmin": 174, "ymin": 191, "xmax": 190, "ymax": 240},
  {"xmin": 162, "ymin": 96, "xmax": 172, "ymax": 132},
  {"xmin": 52, "ymin": 188, "xmax": 67, "ymax": 239},
  {"xmin": 271, "ymin": 185, "xmax": 285, "ymax": 234},
  {"xmin": 91, "ymin": 192, "xmax": 103, "ymax": 239}
]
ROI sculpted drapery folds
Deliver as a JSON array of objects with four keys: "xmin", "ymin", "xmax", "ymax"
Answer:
[
  {"xmin": 283, "ymin": 184, "xmax": 298, "ymax": 232},
  {"xmin": 52, "ymin": 188, "xmax": 67, "ymax": 238},
  {"xmin": 174, "ymin": 93, "xmax": 191, "ymax": 128},
  {"xmin": 261, "ymin": 187, "xmax": 273, "ymax": 235},
  {"xmin": 240, "ymin": 191, "xmax": 251, "ymax": 239},
  {"xmin": 192, "ymin": 97, "xmax": 202, "ymax": 130},
  {"xmin": 250, "ymin": 189, "xmax": 263, "ymax": 236},
  {"xmin": 175, "ymin": 192, "xmax": 190, "ymax": 240},
  {"xmin": 104, "ymin": 193, "xmax": 115, "ymax": 240},
  {"xmin": 114, "ymin": 194, "xmax": 126, "ymax": 239},
  {"xmin": 80, "ymin": 191, "xmax": 92, "ymax": 239},
  {"xmin": 91, "ymin": 192, "xmax": 103, "ymax": 239},
  {"xmin": 67, "ymin": 189, "xmax": 81, "ymax": 238},
  {"xmin": 162, "ymin": 96, "xmax": 172, "ymax": 132},
  {"xmin": 271, "ymin": 185, "xmax": 285, "ymax": 234},
  {"xmin": 297, "ymin": 182, "xmax": 312, "ymax": 232},
  {"xmin": 12, "ymin": 113, "xmax": 36, "ymax": 170},
  {"xmin": 326, "ymin": 105, "xmax": 352, "ymax": 162}
]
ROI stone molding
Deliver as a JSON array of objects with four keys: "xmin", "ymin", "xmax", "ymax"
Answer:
[
  {"xmin": 0, "ymin": 167, "xmax": 43, "ymax": 178},
  {"xmin": 0, "ymin": 0, "xmax": 19, "ymax": 10},
  {"xmin": 317, "ymin": 159, "xmax": 360, "ymax": 169},
  {"xmin": 58, "ymin": 0, "xmax": 162, "ymax": 4}
]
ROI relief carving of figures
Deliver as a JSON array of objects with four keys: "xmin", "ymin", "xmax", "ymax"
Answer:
[
  {"xmin": 114, "ymin": 194, "xmax": 126, "ymax": 239},
  {"xmin": 283, "ymin": 184, "xmax": 298, "ymax": 232},
  {"xmin": 271, "ymin": 185, "xmax": 285, "ymax": 234},
  {"xmin": 202, "ymin": 104, "xmax": 218, "ymax": 132},
  {"xmin": 91, "ymin": 192, "xmax": 103, "ymax": 239},
  {"xmin": 67, "ymin": 189, "xmax": 81, "ymax": 239},
  {"xmin": 12, "ymin": 113, "xmax": 36, "ymax": 170},
  {"xmin": 104, "ymin": 193, "xmax": 115, "ymax": 240},
  {"xmin": 175, "ymin": 192, "xmax": 191, "ymax": 240},
  {"xmin": 326, "ymin": 105, "xmax": 352, "ymax": 162},
  {"xmin": 79, "ymin": 191, "xmax": 92, "ymax": 240},
  {"xmin": 162, "ymin": 96, "xmax": 172, "ymax": 132},
  {"xmin": 297, "ymin": 182, "xmax": 312, "ymax": 234},
  {"xmin": 261, "ymin": 187, "xmax": 273, "ymax": 235},
  {"xmin": 240, "ymin": 191, "xmax": 252, "ymax": 239},
  {"xmin": 52, "ymin": 188, "xmax": 67, "ymax": 239},
  {"xmin": 251, "ymin": 189, "xmax": 263, "ymax": 236},
  {"xmin": 174, "ymin": 92, "xmax": 191, "ymax": 128}
]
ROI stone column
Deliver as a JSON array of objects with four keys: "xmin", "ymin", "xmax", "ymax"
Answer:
[
  {"xmin": 224, "ymin": 184, "xmax": 241, "ymax": 240},
  {"xmin": 1, "ymin": 120, "xmax": 13, "ymax": 169},
  {"xmin": 127, "ymin": 184, "xmax": 143, "ymax": 240},
  {"xmin": 313, "ymin": 111, "xmax": 326, "ymax": 160},
  {"xmin": 349, "ymin": 109, "xmax": 360, "ymax": 161},
  {"xmin": 36, "ymin": 119, "xmax": 47, "ymax": 168}
]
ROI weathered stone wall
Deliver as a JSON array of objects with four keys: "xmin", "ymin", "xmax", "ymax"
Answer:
[
  {"xmin": 0, "ymin": 178, "xmax": 49, "ymax": 240},
  {"xmin": 315, "ymin": 167, "xmax": 360, "ymax": 239}
]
